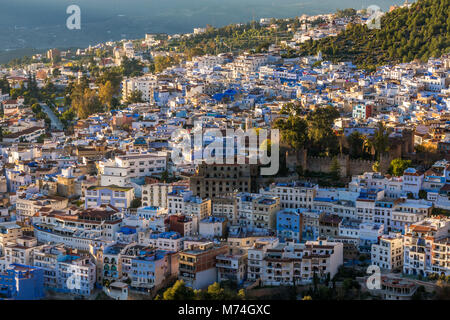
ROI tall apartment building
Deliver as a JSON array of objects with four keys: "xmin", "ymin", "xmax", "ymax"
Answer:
[
  {"xmin": 249, "ymin": 197, "xmax": 280, "ymax": 231},
  {"xmin": 32, "ymin": 243, "xmax": 66, "ymax": 288},
  {"xmin": 236, "ymin": 192, "xmax": 280, "ymax": 231},
  {"xmin": 141, "ymin": 182, "xmax": 188, "ymax": 208},
  {"xmin": 232, "ymin": 54, "xmax": 269, "ymax": 78},
  {"xmin": 0, "ymin": 222, "xmax": 23, "ymax": 256},
  {"xmin": 199, "ymin": 216, "xmax": 227, "ymax": 238},
  {"xmin": 276, "ymin": 209, "xmax": 303, "ymax": 243},
  {"xmin": 391, "ymin": 199, "xmax": 432, "ymax": 232},
  {"xmin": 165, "ymin": 215, "xmax": 197, "ymax": 236},
  {"xmin": 261, "ymin": 182, "xmax": 318, "ymax": 210},
  {"xmin": 114, "ymin": 152, "xmax": 167, "ymax": 179},
  {"xmin": 167, "ymin": 190, "xmax": 211, "ymax": 221},
  {"xmin": 139, "ymin": 231, "xmax": 184, "ymax": 252},
  {"xmin": 403, "ymin": 217, "xmax": 450, "ymax": 277},
  {"xmin": 190, "ymin": 163, "xmax": 259, "ymax": 200},
  {"xmin": 247, "ymin": 237, "xmax": 280, "ymax": 282},
  {"xmin": 96, "ymin": 243, "xmax": 128, "ymax": 284},
  {"xmin": 100, "ymin": 164, "xmax": 130, "ymax": 187},
  {"xmin": 130, "ymin": 249, "xmax": 178, "ymax": 291},
  {"xmin": 56, "ymin": 254, "xmax": 96, "ymax": 296},
  {"xmin": 319, "ymin": 213, "xmax": 342, "ymax": 238},
  {"xmin": 122, "ymin": 76, "xmax": 157, "ymax": 102},
  {"xmin": 178, "ymin": 242, "xmax": 228, "ymax": 289},
  {"xmin": 371, "ymin": 234, "xmax": 404, "ymax": 271},
  {"xmin": 260, "ymin": 238, "xmax": 343, "ymax": 286},
  {"xmin": 212, "ymin": 195, "xmax": 237, "ymax": 224},
  {"xmin": 3, "ymin": 237, "xmax": 39, "ymax": 267},
  {"xmin": 84, "ymin": 185, "xmax": 134, "ymax": 209},
  {"xmin": 0, "ymin": 264, "xmax": 44, "ymax": 300},
  {"xmin": 355, "ymin": 188, "xmax": 385, "ymax": 224},
  {"xmin": 216, "ymin": 253, "xmax": 247, "ymax": 284},
  {"xmin": 402, "ymin": 168, "xmax": 424, "ymax": 199}
]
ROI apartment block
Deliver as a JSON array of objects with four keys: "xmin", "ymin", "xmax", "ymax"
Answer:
[
  {"xmin": 371, "ymin": 234, "xmax": 404, "ymax": 271},
  {"xmin": 216, "ymin": 253, "xmax": 247, "ymax": 284},
  {"xmin": 85, "ymin": 185, "xmax": 134, "ymax": 209},
  {"xmin": 276, "ymin": 209, "xmax": 303, "ymax": 243},
  {"xmin": 403, "ymin": 217, "xmax": 450, "ymax": 277},
  {"xmin": 260, "ymin": 238, "xmax": 343, "ymax": 286},
  {"xmin": 178, "ymin": 242, "xmax": 228, "ymax": 289}
]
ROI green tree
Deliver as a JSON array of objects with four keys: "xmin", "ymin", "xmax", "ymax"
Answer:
[
  {"xmin": 412, "ymin": 286, "xmax": 426, "ymax": 300},
  {"xmin": 71, "ymin": 87, "xmax": 103, "ymax": 119},
  {"xmin": 330, "ymin": 157, "xmax": 341, "ymax": 180},
  {"xmin": 36, "ymin": 134, "xmax": 45, "ymax": 143},
  {"xmin": 162, "ymin": 280, "xmax": 196, "ymax": 300},
  {"xmin": 98, "ymin": 81, "xmax": 115, "ymax": 110},
  {"xmin": 237, "ymin": 289, "xmax": 246, "ymax": 300},
  {"xmin": 130, "ymin": 198, "xmax": 142, "ymax": 209},
  {"xmin": 160, "ymin": 170, "xmax": 170, "ymax": 182},
  {"xmin": 120, "ymin": 57, "xmax": 143, "ymax": 77},
  {"xmin": 206, "ymin": 282, "xmax": 226, "ymax": 300},
  {"xmin": 372, "ymin": 161, "xmax": 380, "ymax": 173},
  {"xmin": 154, "ymin": 55, "xmax": 179, "ymax": 73},
  {"xmin": 31, "ymin": 103, "xmax": 42, "ymax": 114},
  {"xmin": 419, "ymin": 190, "xmax": 428, "ymax": 199},
  {"xmin": 306, "ymin": 106, "xmax": 340, "ymax": 155},
  {"xmin": 347, "ymin": 131, "xmax": 365, "ymax": 159},
  {"xmin": 273, "ymin": 116, "xmax": 308, "ymax": 150},
  {"xmin": 96, "ymin": 68, "xmax": 123, "ymax": 94},
  {"xmin": 370, "ymin": 122, "xmax": 391, "ymax": 160},
  {"xmin": 126, "ymin": 90, "xmax": 143, "ymax": 104},
  {"xmin": 388, "ymin": 158, "xmax": 412, "ymax": 177}
]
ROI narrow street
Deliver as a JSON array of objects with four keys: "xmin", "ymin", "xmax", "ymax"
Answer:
[{"xmin": 40, "ymin": 103, "xmax": 64, "ymax": 131}]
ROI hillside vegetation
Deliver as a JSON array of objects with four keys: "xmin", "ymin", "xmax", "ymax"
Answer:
[{"xmin": 298, "ymin": 0, "xmax": 450, "ymax": 70}]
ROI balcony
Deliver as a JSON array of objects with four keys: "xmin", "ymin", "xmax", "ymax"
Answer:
[
  {"xmin": 179, "ymin": 264, "xmax": 195, "ymax": 272},
  {"xmin": 216, "ymin": 262, "xmax": 234, "ymax": 269}
]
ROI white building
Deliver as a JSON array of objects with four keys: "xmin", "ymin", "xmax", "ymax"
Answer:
[
  {"xmin": 261, "ymin": 182, "xmax": 318, "ymax": 210},
  {"xmin": 371, "ymin": 234, "xmax": 403, "ymax": 271},
  {"xmin": 391, "ymin": 199, "xmax": 432, "ymax": 232},
  {"xmin": 402, "ymin": 168, "xmax": 424, "ymax": 199},
  {"xmin": 122, "ymin": 76, "xmax": 157, "ymax": 102},
  {"xmin": 403, "ymin": 217, "xmax": 450, "ymax": 277},
  {"xmin": 199, "ymin": 217, "xmax": 227, "ymax": 238},
  {"xmin": 260, "ymin": 238, "xmax": 343, "ymax": 286},
  {"xmin": 114, "ymin": 152, "xmax": 167, "ymax": 178},
  {"xmin": 56, "ymin": 254, "xmax": 96, "ymax": 296},
  {"xmin": 139, "ymin": 231, "xmax": 184, "ymax": 252}
]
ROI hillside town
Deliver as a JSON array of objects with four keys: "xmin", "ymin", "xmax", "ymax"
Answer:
[{"xmin": 0, "ymin": 2, "xmax": 449, "ymax": 301}]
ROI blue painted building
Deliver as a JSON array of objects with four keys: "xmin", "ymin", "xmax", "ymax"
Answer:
[
  {"xmin": 0, "ymin": 264, "xmax": 44, "ymax": 300},
  {"xmin": 130, "ymin": 249, "xmax": 173, "ymax": 291},
  {"xmin": 85, "ymin": 185, "xmax": 134, "ymax": 209},
  {"xmin": 137, "ymin": 206, "xmax": 165, "ymax": 220},
  {"xmin": 276, "ymin": 209, "xmax": 303, "ymax": 243}
]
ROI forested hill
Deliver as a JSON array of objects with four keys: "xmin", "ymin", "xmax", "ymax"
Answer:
[{"xmin": 298, "ymin": 0, "xmax": 450, "ymax": 70}]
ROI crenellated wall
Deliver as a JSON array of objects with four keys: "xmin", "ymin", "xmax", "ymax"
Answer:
[{"xmin": 286, "ymin": 149, "xmax": 394, "ymax": 177}]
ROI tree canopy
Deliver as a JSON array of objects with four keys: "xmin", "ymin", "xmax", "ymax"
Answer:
[
  {"xmin": 297, "ymin": 0, "xmax": 450, "ymax": 70},
  {"xmin": 389, "ymin": 158, "xmax": 412, "ymax": 177}
]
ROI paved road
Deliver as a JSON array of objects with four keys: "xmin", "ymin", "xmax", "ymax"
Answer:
[{"xmin": 41, "ymin": 104, "xmax": 64, "ymax": 131}]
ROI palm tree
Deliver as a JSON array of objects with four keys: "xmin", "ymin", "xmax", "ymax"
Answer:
[{"xmin": 370, "ymin": 122, "xmax": 391, "ymax": 160}]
